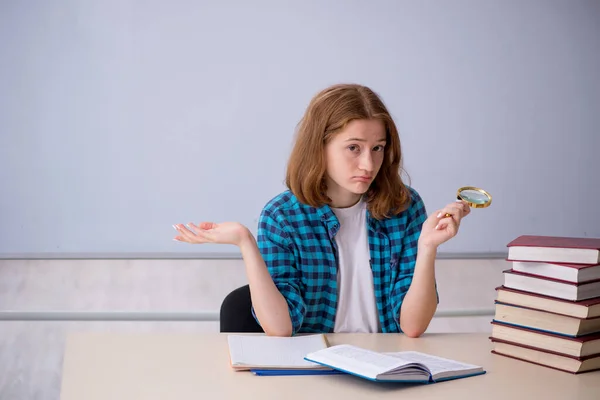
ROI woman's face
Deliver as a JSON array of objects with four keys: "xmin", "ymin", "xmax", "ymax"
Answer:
[{"xmin": 324, "ymin": 118, "xmax": 386, "ymax": 207}]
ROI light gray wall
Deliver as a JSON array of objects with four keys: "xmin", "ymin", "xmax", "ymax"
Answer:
[{"xmin": 1, "ymin": 0, "xmax": 599, "ymax": 256}]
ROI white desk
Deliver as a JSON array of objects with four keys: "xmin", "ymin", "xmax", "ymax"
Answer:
[{"xmin": 59, "ymin": 332, "xmax": 600, "ymax": 400}]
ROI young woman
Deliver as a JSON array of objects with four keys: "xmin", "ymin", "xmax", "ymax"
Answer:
[{"xmin": 173, "ymin": 84, "xmax": 470, "ymax": 337}]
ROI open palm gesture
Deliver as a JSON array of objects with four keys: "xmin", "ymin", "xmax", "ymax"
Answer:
[{"xmin": 173, "ymin": 221, "xmax": 250, "ymax": 247}]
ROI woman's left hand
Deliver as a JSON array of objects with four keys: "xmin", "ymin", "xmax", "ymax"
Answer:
[{"xmin": 418, "ymin": 200, "xmax": 470, "ymax": 250}]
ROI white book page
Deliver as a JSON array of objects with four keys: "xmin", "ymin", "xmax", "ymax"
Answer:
[
  {"xmin": 228, "ymin": 334, "xmax": 327, "ymax": 368},
  {"xmin": 306, "ymin": 344, "xmax": 412, "ymax": 379},
  {"xmin": 385, "ymin": 351, "xmax": 481, "ymax": 378}
]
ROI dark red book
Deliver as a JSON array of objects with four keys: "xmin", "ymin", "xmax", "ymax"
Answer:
[
  {"xmin": 507, "ymin": 235, "xmax": 600, "ymax": 265},
  {"xmin": 509, "ymin": 260, "xmax": 600, "ymax": 283},
  {"xmin": 493, "ymin": 300, "xmax": 600, "ymax": 336},
  {"xmin": 490, "ymin": 337, "xmax": 600, "ymax": 374},
  {"xmin": 502, "ymin": 269, "xmax": 600, "ymax": 301},
  {"xmin": 495, "ymin": 286, "xmax": 600, "ymax": 319},
  {"xmin": 491, "ymin": 321, "xmax": 600, "ymax": 358}
]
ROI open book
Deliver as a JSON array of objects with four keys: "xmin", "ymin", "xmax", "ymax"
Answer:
[
  {"xmin": 227, "ymin": 334, "xmax": 330, "ymax": 371},
  {"xmin": 304, "ymin": 344, "xmax": 485, "ymax": 383}
]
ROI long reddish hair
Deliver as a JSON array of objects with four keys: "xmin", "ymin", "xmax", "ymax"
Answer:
[{"xmin": 285, "ymin": 83, "xmax": 410, "ymax": 219}]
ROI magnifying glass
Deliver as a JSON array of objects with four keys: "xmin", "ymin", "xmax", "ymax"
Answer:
[
  {"xmin": 456, "ymin": 186, "xmax": 492, "ymax": 208},
  {"xmin": 443, "ymin": 186, "xmax": 492, "ymax": 217}
]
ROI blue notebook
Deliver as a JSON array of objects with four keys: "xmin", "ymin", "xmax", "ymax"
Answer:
[
  {"xmin": 251, "ymin": 369, "xmax": 345, "ymax": 376},
  {"xmin": 304, "ymin": 344, "xmax": 486, "ymax": 383}
]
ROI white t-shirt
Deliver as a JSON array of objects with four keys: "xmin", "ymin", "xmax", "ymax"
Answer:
[{"xmin": 331, "ymin": 199, "xmax": 380, "ymax": 333}]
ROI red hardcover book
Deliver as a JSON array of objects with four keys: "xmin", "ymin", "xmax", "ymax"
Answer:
[
  {"xmin": 495, "ymin": 286, "xmax": 600, "ymax": 319},
  {"xmin": 490, "ymin": 337, "xmax": 600, "ymax": 374},
  {"xmin": 493, "ymin": 301, "xmax": 600, "ymax": 336},
  {"xmin": 507, "ymin": 235, "xmax": 600, "ymax": 265},
  {"xmin": 509, "ymin": 260, "xmax": 600, "ymax": 283},
  {"xmin": 490, "ymin": 321, "xmax": 600, "ymax": 358},
  {"xmin": 502, "ymin": 269, "xmax": 600, "ymax": 301}
]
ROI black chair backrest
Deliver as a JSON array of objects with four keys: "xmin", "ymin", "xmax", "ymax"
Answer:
[{"xmin": 219, "ymin": 284, "xmax": 264, "ymax": 333}]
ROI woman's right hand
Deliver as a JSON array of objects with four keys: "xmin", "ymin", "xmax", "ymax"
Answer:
[{"xmin": 173, "ymin": 221, "xmax": 251, "ymax": 247}]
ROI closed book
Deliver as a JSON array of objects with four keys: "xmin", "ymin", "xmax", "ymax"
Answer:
[
  {"xmin": 227, "ymin": 334, "xmax": 330, "ymax": 371},
  {"xmin": 493, "ymin": 302, "xmax": 600, "ymax": 337},
  {"xmin": 507, "ymin": 235, "xmax": 600, "ymax": 265},
  {"xmin": 495, "ymin": 286, "xmax": 600, "ymax": 319},
  {"xmin": 491, "ymin": 321, "xmax": 600, "ymax": 358},
  {"xmin": 491, "ymin": 337, "xmax": 600, "ymax": 374},
  {"xmin": 503, "ymin": 269, "xmax": 600, "ymax": 301},
  {"xmin": 510, "ymin": 260, "xmax": 600, "ymax": 284}
]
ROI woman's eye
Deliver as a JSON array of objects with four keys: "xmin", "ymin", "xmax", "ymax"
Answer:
[
  {"xmin": 373, "ymin": 145, "xmax": 385, "ymax": 152},
  {"xmin": 348, "ymin": 145, "xmax": 359, "ymax": 152}
]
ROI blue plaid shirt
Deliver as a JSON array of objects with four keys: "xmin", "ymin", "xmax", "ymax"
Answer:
[{"xmin": 253, "ymin": 186, "xmax": 430, "ymax": 335}]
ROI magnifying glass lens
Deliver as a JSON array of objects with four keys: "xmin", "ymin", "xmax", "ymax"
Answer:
[{"xmin": 459, "ymin": 189, "xmax": 490, "ymax": 205}]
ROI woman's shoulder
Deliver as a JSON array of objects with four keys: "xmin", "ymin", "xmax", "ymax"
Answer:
[
  {"xmin": 261, "ymin": 190, "xmax": 298, "ymax": 215},
  {"xmin": 260, "ymin": 190, "xmax": 322, "ymax": 224},
  {"xmin": 258, "ymin": 191, "xmax": 323, "ymax": 242},
  {"xmin": 406, "ymin": 186, "xmax": 426, "ymax": 210}
]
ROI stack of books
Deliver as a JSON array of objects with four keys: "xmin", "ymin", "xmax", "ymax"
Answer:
[{"xmin": 490, "ymin": 235, "xmax": 600, "ymax": 373}]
